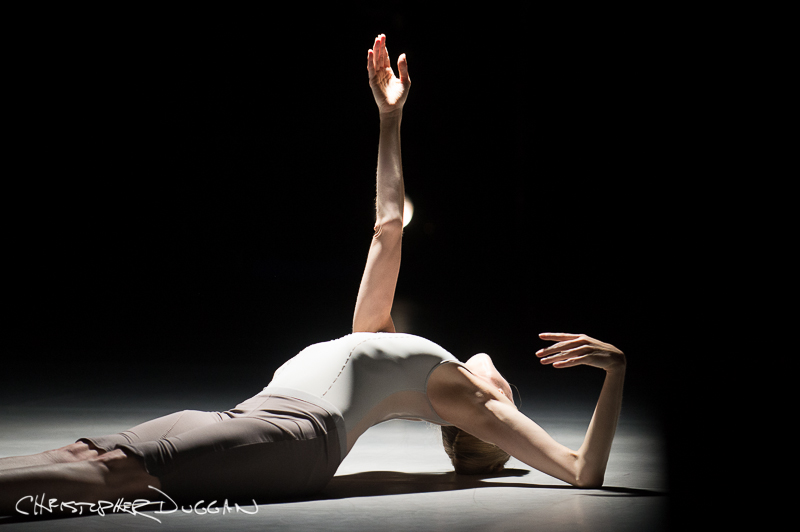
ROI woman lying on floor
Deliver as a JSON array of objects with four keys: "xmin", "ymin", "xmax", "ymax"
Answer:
[{"xmin": 0, "ymin": 34, "xmax": 626, "ymax": 515}]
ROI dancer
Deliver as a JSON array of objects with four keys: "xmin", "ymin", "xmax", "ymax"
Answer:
[{"xmin": 0, "ymin": 34, "xmax": 626, "ymax": 514}]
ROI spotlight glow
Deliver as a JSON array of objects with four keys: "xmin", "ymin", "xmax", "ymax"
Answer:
[{"xmin": 403, "ymin": 196, "xmax": 414, "ymax": 228}]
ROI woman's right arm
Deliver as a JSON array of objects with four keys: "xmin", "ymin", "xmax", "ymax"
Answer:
[{"xmin": 352, "ymin": 34, "xmax": 410, "ymax": 333}]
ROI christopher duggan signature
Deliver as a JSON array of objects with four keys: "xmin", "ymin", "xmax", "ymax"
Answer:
[{"xmin": 16, "ymin": 486, "xmax": 258, "ymax": 523}]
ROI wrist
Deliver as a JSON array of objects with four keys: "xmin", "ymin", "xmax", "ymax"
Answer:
[{"xmin": 379, "ymin": 109, "xmax": 403, "ymax": 122}]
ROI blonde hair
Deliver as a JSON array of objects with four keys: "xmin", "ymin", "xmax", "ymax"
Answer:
[{"xmin": 440, "ymin": 426, "xmax": 510, "ymax": 475}]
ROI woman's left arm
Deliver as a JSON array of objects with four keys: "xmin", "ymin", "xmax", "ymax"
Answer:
[
  {"xmin": 535, "ymin": 333, "xmax": 626, "ymax": 486},
  {"xmin": 353, "ymin": 34, "xmax": 411, "ymax": 333},
  {"xmin": 432, "ymin": 334, "xmax": 626, "ymax": 488}
]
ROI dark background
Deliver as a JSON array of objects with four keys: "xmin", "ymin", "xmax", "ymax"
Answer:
[{"xmin": 5, "ymin": 4, "xmax": 696, "ymax": 501}]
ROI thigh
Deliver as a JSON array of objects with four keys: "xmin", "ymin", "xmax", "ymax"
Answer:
[
  {"xmin": 154, "ymin": 417, "xmax": 335, "ymax": 502},
  {"xmin": 80, "ymin": 410, "xmax": 225, "ymax": 451},
  {"xmin": 126, "ymin": 395, "xmax": 341, "ymax": 502}
]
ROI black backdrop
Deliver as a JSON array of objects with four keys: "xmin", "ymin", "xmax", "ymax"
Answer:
[{"xmin": 5, "ymin": 6, "xmax": 690, "ymax": 453}]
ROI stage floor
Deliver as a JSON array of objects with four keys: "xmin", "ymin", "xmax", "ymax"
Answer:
[{"xmin": 0, "ymin": 384, "xmax": 669, "ymax": 531}]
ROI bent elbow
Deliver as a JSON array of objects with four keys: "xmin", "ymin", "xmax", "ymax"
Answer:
[
  {"xmin": 572, "ymin": 465, "xmax": 604, "ymax": 488},
  {"xmin": 569, "ymin": 455, "xmax": 604, "ymax": 488},
  {"xmin": 573, "ymin": 474, "xmax": 604, "ymax": 489},
  {"xmin": 373, "ymin": 217, "xmax": 403, "ymax": 239}
]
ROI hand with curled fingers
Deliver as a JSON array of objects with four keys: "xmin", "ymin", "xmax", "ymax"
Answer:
[
  {"xmin": 536, "ymin": 333, "xmax": 626, "ymax": 373},
  {"xmin": 367, "ymin": 34, "xmax": 410, "ymax": 116}
]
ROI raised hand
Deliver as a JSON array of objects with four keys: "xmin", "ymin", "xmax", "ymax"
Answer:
[
  {"xmin": 367, "ymin": 34, "xmax": 410, "ymax": 116},
  {"xmin": 536, "ymin": 333, "xmax": 626, "ymax": 372}
]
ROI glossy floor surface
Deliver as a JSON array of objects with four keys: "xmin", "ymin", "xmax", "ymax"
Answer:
[{"xmin": 0, "ymin": 384, "xmax": 669, "ymax": 531}]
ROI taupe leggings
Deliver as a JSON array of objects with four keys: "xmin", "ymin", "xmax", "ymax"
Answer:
[{"xmin": 80, "ymin": 389, "xmax": 344, "ymax": 503}]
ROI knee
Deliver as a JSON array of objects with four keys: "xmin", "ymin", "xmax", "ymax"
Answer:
[
  {"xmin": 50, "ymin": 441, "xmax": 102, "ymax": 463},
  {"xmin": 93, "ymin": 449, "xmax": 161, "ymax": 495}
]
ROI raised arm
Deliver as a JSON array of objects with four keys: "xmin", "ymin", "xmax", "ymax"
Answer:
[{"xmin": 353, "ymin": 34, "xmax": 411, "ymax": 333}]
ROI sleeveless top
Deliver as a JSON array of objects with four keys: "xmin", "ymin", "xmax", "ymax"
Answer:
[{"xmin": 262, "ymin": 332, "xmax": 467, "ymax": 457}]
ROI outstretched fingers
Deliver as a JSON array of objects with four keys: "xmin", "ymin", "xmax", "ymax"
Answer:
[
  {"xmin": 367, "ymin": 49, "xmax": 374, "ymax": 76},
  {"xmin": 536, "ymin": 332, "xmax": 625, "ymax": 370},
  {"xmin": 538, "ymin": 345, "xmax": 598, "ymax": 366},
  {"xmin": 536, "ymin": 334, "xmax": 584, "ymax": 357},
  {"xmin": 551, "ymin": 354, "xmax": 593, "ymax": 369},
  {"xmin": 536, "ymin": 333, "xmax": 598, "ymax": 367},
  {"xmin": 368, "ymin": 34, "xmax": 390, "ymax": 76},
  {"xmin": 539, "ymin": 332, "xmax": 581, "ymax": 341},
  {"xmin": 368, "ymin": 35, "xmax": 380, "ymax": 76},
  {"xmin": 380, "ymin": 36, "xmax": 391, "ymax": 69},
  {"xmin": 397, "ymin": 53, "xmax": 409, "ymax": 85},
  {"xmin": 365, "ymin": 33, "xmax": 410, "ymax": 114},
  {"xmin": 368, "ymin": 35, "xmax": 380, "ymax": 74},
  {"xmin": 376, "ymin": 35, "xmax": 386, "ymax": 67}
]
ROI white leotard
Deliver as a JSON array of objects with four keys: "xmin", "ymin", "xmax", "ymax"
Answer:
[{"xmin": 263, "ymin": 332, "xmax": 466, "ymax": 455}]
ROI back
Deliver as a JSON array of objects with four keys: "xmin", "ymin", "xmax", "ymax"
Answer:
[{"xmin": 265, "ymin": 332, "xmax": 461, "ymax": 452}]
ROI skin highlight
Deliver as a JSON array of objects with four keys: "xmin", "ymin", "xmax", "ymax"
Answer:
[{"xmin": 0, "ymin": 35, "xmax": 628, "ymax": 517}]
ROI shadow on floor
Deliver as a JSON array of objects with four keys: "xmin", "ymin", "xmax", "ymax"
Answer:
[
  {"xmin": 315, "ymin": 469, "xmax": 667, "ymax": 500},
  {"xmin": 0, "ymin": 469, "xmax": 666, "ymax": 526}
]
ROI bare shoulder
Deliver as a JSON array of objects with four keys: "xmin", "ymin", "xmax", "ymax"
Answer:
[{"xmin": 427, "ymin": 363, "xmax": 505, "ymax": 425}]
